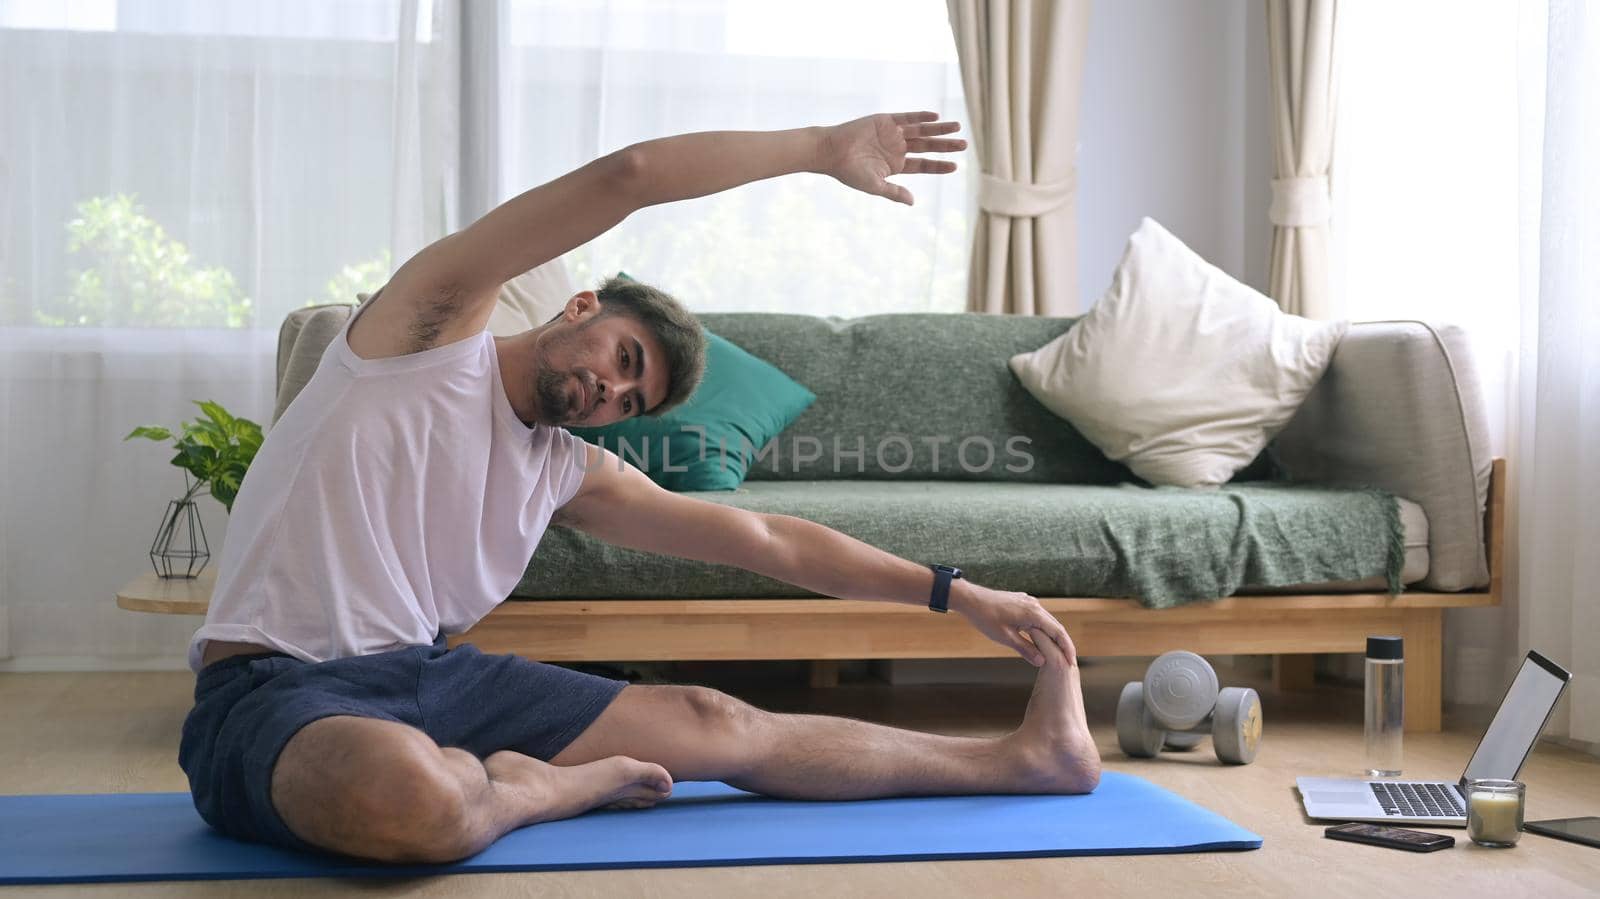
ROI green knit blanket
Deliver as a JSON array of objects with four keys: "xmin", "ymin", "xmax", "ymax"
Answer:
[
  {"xmin": 516, "ymin": 481, "xmax": 1405, "ymax": 609},
  {"xmin": 1047, "ymin": 482, "xmax": 1405, "ymax": 608}
]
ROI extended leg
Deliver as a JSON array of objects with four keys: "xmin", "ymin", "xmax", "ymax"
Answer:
[
  {"xmin": 552, "ymin": 627, "xmax": 1100, "ymax": 799},
  {"xmin": 269, "ymin": 715, "xmax": 672, "ymax": 863}
]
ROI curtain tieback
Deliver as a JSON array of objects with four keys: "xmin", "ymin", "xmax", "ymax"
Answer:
[
  {"xmin": 1269, "ymin": 175, "xmax": 1331, "ymax": 227},
  {"xmin": 978, "ymin": 171, "xmax": 1077, "ymax": 217}
]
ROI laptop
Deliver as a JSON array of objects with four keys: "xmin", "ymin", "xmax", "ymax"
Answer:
[{"xmin": 1297, "ymin": 650, "xmax": 1571, "ymax": 826}]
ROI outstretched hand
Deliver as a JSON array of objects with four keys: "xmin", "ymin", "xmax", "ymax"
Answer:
[
  {"xmin": 819, "ymin": 111, "xmax": 966, "ymax": 206},
  {"xmin": 951, "ymin": 581, "xmax": 1078, "ymax": 668}
]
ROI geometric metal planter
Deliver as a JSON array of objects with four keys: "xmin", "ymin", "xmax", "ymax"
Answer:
[{"xmin": 149, "ymin": 497, "xmax": 209, "ymax": 578}]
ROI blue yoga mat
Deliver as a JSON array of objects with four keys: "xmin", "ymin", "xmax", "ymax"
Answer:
[{"xmin": 0, "ymin": 772, "xmax": 1260, "ymax": 884}]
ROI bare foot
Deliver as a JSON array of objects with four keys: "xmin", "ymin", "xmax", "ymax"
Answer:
[
  {"xmin": 1004, "ymin": 627, "xmax": 1102, "ymax": 794},
  {"xmin": 484, "ymin": 751, "xmax": 673, "ymax": 823}
]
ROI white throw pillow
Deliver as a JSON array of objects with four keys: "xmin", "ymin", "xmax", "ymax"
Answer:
[
  {"xmin": 489, "ymin": 257, "xmax": 578, "ymax": 336},
  {"xmin": 1009, "ymin": 217, "xmax": 1348, "ymax": 487}
]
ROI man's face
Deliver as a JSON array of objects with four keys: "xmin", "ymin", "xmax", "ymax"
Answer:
[{"xmin": 527, "ymin": 300, "xmax": 670, "ymax": 428}]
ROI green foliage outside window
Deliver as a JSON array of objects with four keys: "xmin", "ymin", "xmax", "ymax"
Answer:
[
  {"xmin": 316, "ymin": 249, "xmax": 392, "ymax": 309},
  {"xmin": 27, "ymin": 183, "xmax": 961, "ymax": 327},
  {"xmin": 30, "ymin": 193, "xmax": 389, "ymax": 327},
  {"xmin": 37, "ymin": 194, "xmax": 254, "ymax": 328},
  {"xmin": 566, "ymin": 178, "xmax": 968, "ymax": 315}
]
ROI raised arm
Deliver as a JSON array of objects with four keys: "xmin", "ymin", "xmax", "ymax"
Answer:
[
  {"xmin": 431, "ymin": 128, "xmax": 821, "ymax": 301},
  {"xmin": 554, "ymin": 443, "xmax": 1074, "ymax": 668},
  {"xmin": 445, "ymin": 111, "xmax": 963, "ymax": 294},
  {"xmin": 352, "ymin": 113, "xmax": 964, "ymax": 358}
]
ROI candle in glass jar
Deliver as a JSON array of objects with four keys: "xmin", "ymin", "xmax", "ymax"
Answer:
[{"xmin": 1467, "ymin": 788, "xmax": 1523, "ymax": 846}]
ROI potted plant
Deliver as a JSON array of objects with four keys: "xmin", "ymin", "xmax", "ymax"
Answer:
[{"xmin": 125, "ymin": 400, "xmax": 263, "ymax": 578}]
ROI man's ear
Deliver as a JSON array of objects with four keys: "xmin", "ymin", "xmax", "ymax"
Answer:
[{"xmin": 562, "ymin": 290, "xmax": 600, "ymax": 322}]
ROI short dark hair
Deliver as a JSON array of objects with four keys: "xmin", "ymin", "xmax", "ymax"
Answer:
[{"xmin": 591, "ymin": 275, "xmax": 706, "ymax": 416}]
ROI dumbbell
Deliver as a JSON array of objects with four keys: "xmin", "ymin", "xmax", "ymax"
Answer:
[{"xmin": 1116, "ymin": 650, "xmax": 1263, "ymax": 765}]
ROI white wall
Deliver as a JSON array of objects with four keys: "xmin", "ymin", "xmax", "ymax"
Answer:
[
  {"xmin": 0, "ymin": 1, "xmax": 1274, "ymax": 671},
  {"xmin": 1077, "ymin": 0, "xmax": 1271, "ymax": 307}
]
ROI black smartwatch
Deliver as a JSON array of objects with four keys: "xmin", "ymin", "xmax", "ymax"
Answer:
[{"xmin": 927, "ymin": 564, "xmax": 964, "ymax": 613}]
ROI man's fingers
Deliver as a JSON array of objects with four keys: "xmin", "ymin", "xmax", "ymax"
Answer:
[
  {"xmin": 1024, "ymin": 625, "xmax": 1056, "ymax": 661},
  {"xmin": 877, "ymin": 180, "xmax": 914, "ymax": 205},
  {"xmin": 1015, "ymin": 629, "xmax": 1045, "ymax": 666},
  {"xmin": 890, "ymin": 110, "xmax": 940, "ymax": 125},
  {"xmin": 1051, "ymin": 623, "xmax": 1078, "ymax": 666},
  {"xmin": 902, "ymin": 157, "xmax": 958, "ymax": 175},
  {"xmin": 904, "ymin": 137, "xmax": 967, "ymax": 154},
  {"xmin": 904, "ymin": 120, "xmax": 963, "ymax": 138},
  {"xmin": 1023, "ymin": 618, "xmax": 1077, "ymax": 667}
]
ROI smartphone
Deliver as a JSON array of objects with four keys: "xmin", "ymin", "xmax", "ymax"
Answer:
[{"xmin": 1324, "ymin": 822, "xmax": 1455, "ymax": 852}]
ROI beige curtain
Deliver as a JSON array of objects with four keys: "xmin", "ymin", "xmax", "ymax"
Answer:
[
  {"xmin": 1266, "ymin": 0, "xmax": 1341, "ymax": 319},
  {"xmin": 947, "ymin": 0, "xmax": 1092, "ymax": 316}
]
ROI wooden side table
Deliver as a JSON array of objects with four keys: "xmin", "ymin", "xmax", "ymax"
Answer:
[{"xmin": 116, "ymin": 570, "xmax": 214, "ymax": 615}]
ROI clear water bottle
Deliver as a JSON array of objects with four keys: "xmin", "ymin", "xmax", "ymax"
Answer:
[{"xmin": 1365, "ymin": 636, "xmax": 1404, "ymax": 777}]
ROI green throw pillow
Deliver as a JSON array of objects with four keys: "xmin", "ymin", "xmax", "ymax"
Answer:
[{"xmin": 568, "ymin": 329, "xmax": 816, "ymax": 491}]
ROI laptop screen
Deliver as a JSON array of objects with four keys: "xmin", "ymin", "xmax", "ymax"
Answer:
[{"xmin": 1461, "ymin": 651, "xmax": 1571, "ymax": 783}]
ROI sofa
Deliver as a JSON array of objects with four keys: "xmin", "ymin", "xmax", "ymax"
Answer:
[{"xmin": 268, "ymin": 303, "xmax": 1501, "ymax": 732}]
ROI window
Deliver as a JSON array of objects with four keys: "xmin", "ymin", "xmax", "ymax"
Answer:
[
  {"xmin": 1330, "ymin": 1, "xmax": 1530, "ymax": 448},
  {"xmin": 0, "ymin": 1, "xmax": 430, "ymax": 329},
  {"xmin": 0, "ymin": 0, "xmax": 966, "ymax": 329},
  {"xmin": 1331, "ymin": 2, "xmax": 1521, "ymax": 363},
  {"xmin": 504, "ymin": 0, "xmax": 971, "ymax": 315}
]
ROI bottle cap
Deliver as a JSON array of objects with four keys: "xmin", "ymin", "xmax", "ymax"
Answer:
[{"xmin": 1367, "ymin": 636, "xmax": 1403, "ymax": 660}]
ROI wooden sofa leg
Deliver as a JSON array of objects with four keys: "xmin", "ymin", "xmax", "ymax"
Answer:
[
  {"xmin": 1273, "ymin": 654, "xmax": 1318, "ymax": 691},
  {"xmin": 1402, "ymin": 608, "xmax": 1443, "ymax": 733},
  {"xmin": 809, "ymin": 660, "xmax": 841, "ymax": 688}
]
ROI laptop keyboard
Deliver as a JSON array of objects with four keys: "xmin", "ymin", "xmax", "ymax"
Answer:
[{"xmin": 1370, "ymin": 782, "xmax": 1465, "ymax": 818}]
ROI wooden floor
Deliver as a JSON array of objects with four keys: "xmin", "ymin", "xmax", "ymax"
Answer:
[{"xmin": 2, "ymin": 658, "xmax": 1598, "ymax": 898}]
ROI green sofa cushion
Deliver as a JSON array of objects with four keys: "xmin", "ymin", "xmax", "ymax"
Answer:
[
  {"xmin": 567, "ymin": 330, "xmax": 816, "ymax": 491},
  {"xmin": 696, "ymin": 313, "xmax": 1135, "ymax": 484},
  {"xmin": 517, "ymin": 481, "xmax": 1402, "ymax": 608}
]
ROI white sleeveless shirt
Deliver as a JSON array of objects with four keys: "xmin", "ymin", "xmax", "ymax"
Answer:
[{"xmin": 186, "ymin": 303, "xmax": 590, "ymax": 673}]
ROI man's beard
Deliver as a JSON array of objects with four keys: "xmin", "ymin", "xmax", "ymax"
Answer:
[
  {"xmin": 528, "ymin": 320, "xmax": 599, "ymax": 426},
  {"xmin": 534, "ymin": 366, "xmax": 580, "ymax": 425}
]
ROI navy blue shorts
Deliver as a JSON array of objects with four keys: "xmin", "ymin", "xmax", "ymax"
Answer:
[{"xmin": 178, "ymin": 634, "xmax": 628, "ymax": 854}]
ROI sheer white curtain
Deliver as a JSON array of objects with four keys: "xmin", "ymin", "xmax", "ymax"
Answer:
[
  {"xmin": 1334, "ymin": 0, "xmax": 1598, "ymax": 749},
  {"xmin": 500, "ymin": 0, "xmax": 971, "ymax": 315},
  {"xmin": 0, "ymin": 0, "xmax": 966, "ymax": 668},
  {"xmin": 0, "ymin": 0, "xmax": 453, "ymax": 667},
  {"xmin": 1513, "ymin": 0, "xmax": 1600, "ymax": 747}
]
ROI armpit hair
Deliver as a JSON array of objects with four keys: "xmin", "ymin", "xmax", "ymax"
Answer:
[{"xmin": 406, "ymin": 284, "xmax": 466, "ymax": 353}]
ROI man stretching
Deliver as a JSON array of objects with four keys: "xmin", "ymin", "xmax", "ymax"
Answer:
[{"xmin": 180, "ymin": 111, "xmax": 1099, "ymax": 864}]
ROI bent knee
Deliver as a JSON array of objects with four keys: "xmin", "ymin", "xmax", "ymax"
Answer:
[
  {"xmin": 375, "ymin": 750, "xmax": 482, "ymax": 862},
  {"xmin": 679, "ymin": 686, "xmax": 757, "ymax": 740},
  {"xmin": 272, "ymin": 717, "xmax": 479, "ymax": 863}
]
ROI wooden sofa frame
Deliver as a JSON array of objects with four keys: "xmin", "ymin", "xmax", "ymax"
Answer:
[{"xmin": 123, "ymin": 459, "xmax": 1504, "ymax": 733}]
